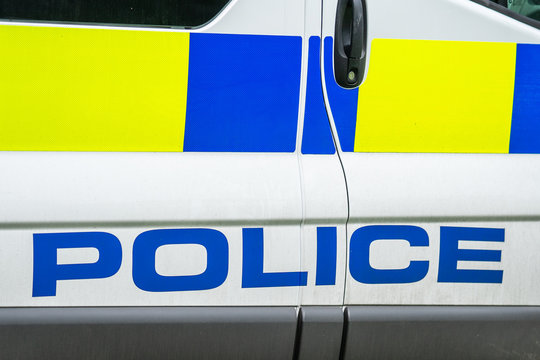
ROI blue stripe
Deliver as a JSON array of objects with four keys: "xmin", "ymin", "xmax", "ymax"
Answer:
[
  {"xmin": 302, "ymin": 36, "xmax": 336, "ymax": 155},
  {"xmin": 510, "ymin": 43, "xmax": 540, "ymax": 154},
  {"xmin": 184, "ymin": 33, "xmax": 302, "ymax": 153},
  {"xmin": 323, "ymin": 37, "xmax": 358, "ymax": 152}
]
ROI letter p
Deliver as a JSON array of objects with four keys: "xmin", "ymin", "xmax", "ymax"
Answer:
[{"xmin": 33, "ymin": 232, "xmax": 122, "ymax": 297}]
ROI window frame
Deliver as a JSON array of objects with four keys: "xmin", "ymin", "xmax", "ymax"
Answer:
[
  {"xmin": 0, "ymin": 0, "xmax": 233, "ymax": 29},
  {"xmin": 471, "ymin": 0, "xmax": 540, "ymax": 30}
]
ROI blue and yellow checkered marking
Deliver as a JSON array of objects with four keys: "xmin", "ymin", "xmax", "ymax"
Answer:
[
  {"xmin": 0, "ymin": 25, "xmax": 302, "ymax": 153},
  {"xmin": 325, "ymin": 37, "xmax": 540, "ymax": 154},
  {"xmin": 3, "ymin": 25, "xmax": 537, "ymax": 155}
]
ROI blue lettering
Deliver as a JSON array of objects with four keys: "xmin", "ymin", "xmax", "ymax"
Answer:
[
  {"xmin": 316, "ymin": 227, "xmax": 337, "ymax": 286},
  {"xmin": 438, "ymin": 227, "xmax": 504, "ymax": 284},
  {"xmin": 242, "ymin": 228, "xmax": 307, "ymax": 288},
  {"xmin": 349, "ymin": 225, "xmax": 429, "ymax": 284},
  {"xmin": 33, "ymin": 232, "xmax": 122, "ymax": 297},
  {"xmin": 132, "ymin": 229, "xmax": 228, "ymax": 292}
]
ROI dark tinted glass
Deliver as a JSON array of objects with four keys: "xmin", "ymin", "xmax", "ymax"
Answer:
[
  {"xmin": 0, "ymin": 0, "xmax": 230, "ymax": 27},
  {"xmin": 489, "ymin": 0, "xmax": 540, "ymax": 22}
]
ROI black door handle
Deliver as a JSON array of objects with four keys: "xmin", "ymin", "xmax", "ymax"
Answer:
[{"xmin": 334, "ymin": 0, "xmax": 367, "ymax": 88}]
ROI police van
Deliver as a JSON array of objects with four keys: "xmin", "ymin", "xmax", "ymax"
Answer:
[{"xmin": 0, "ymin": 0, "xmax": 539, "ymax": 358}]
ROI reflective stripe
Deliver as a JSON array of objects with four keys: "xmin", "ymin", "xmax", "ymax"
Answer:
[
  {"xmin": 509, "ymin": 43, "xmax": 540, "ymax": 154},
  {"xmin": 0, "ymin": 25, "xmax": 190, "ymax": 152},
  {"xmin": 323, "ymin": 37, "xmax": 358, "ymax": 152},
  {"xmin": 184, "ymin": 33, "xmax": 302, "ymax": 153},
  {"xmin": 302, "ymin": 36, "xmax": 335, "ymax": 155},
  {"xmin": 0, "ymin": 26, "xmax": 302, "ymax": 153},
  {"xmin": 324, "ymin": 37, "xmax": 540, "ymax": 154},
  {"xmin": 354, "ymin": 39, "xmax": 516, "ymax": 153}
]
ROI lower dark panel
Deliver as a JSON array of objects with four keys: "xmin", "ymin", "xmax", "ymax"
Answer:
[
  {"xmin": 342, "ymin": 306, "xmax": 540, "ymax": 360},
  {"xmin": 0, "ymin": 307, "xmax": 297, "ymax": 360},
  {"xmin": 296, "ymin": 306, "xmax": 344, "ymax": 360}
]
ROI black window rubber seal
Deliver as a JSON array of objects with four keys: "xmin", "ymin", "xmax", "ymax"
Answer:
[
  {"xmin": 0, "ymin": 0, "xmax": 233, "ymax": 30},
  {"xmin": 470, "ymin": 0, "xmax": 540, "ymax": 30}
]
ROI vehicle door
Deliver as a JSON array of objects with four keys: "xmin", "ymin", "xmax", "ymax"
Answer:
[
  {"xmin": 321, "ymin": 0, "xmax": 540, "ymax": 358},
  {"xmin": 0, "ymin": 0, "xmax": 322, "ymax": 358}
]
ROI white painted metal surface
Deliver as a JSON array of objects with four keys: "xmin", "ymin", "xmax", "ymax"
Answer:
[
  {"xmin": 1, "ymin": 0, "xmax": 539, "ymax": 308},
  {"xmin": 0, "ymin": 0, "xmax": 315, "ymax": 307},
  {"xmin": 321, "ymin": 0, "xmax": 540, "ymax": 305}
]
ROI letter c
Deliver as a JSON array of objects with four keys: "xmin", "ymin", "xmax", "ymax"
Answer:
[{"xmin": 349, "ymin": 225, "xmax": 429, "ymax": 284}]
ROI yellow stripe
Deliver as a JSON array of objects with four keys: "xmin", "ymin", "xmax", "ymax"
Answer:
[
  {"xmin": 354, "ymin": 39, "xmax": 516, "ymax": 153},
  {"xmin": 0, "ymin": 25, "xmax": 190, "ymax": 152}
]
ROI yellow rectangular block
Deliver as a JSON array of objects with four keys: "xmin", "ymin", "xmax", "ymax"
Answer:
[
  {"xmin": 354, "ymin": 39, "xmax": 517, "ymax": 153},
  {"xmin": 0, "ymin": 25, "xmax": 190, "ymax": 152}
]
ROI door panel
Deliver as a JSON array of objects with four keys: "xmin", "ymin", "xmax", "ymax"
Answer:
[
  {"xmin": 0, "ymin": 0, "xmax": 308, "ymax": 307},
  {"xmin": 299, "ymin": 0, "xmax": 348, "ymax": 306},
  {"xmin": 322, "ymin": 0, "xmax": 540, "ymax": 306}
]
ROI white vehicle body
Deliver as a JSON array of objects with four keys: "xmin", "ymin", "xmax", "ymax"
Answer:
[{"xmin": 0, "ymin": 0, "xmax": 539, "ymax": 358}]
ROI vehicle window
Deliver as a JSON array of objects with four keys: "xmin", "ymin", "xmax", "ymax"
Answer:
[
  {"xmin": 487, "ymin": 0, "xmax": 540, "ymax": 23},
  {"xmin": 0, "ymin": 0, "xmax": 231, "ymax": 28},
  {"xmin": 507, "ymin": 0, "xmax": 540, "ymax": 21}
]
